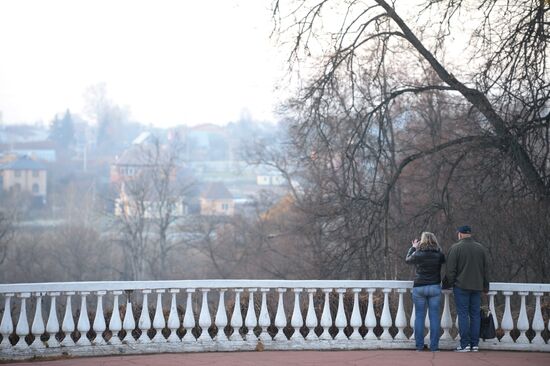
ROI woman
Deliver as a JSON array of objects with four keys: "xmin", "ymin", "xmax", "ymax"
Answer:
[{"xmin": 405, "ymin": 232, "xmax": 445, "ymax": 352}]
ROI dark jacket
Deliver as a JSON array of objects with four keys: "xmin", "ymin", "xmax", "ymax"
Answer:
[
  {"xmin": 443, "ymin": 237, "xmax": 490, "ymax": 292},
  {"xmin": 405, "ymin": 246, "xmax": 446, "ymax": 287}
]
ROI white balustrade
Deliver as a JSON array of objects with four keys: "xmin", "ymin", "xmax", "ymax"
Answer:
[
  {"xmin": 182, "ymin": 289, "xmax": 195, "ymax": 342},
  {"xmin": 137, "ymin": 290, "xmax": 151, "ymax": 344},
  {"xmin": 488, "ymin": 290, "xmax": 499, "ymax": 332},
  {"xmin": 92, "ymin": 291, "xmax": 106, "ymax": 345},
  {"xmin": 244, "ymin": 288, "xmax": 257, "ymax": 342},
  {"xmin": 198, "ymin": 289, "xmax": 212, "ymax": 342},
  {"xmin": 394, "ymin": 289, "xmax": 407, "ymax": 340},
  {"xmin": 531, "ymin": 292, "xmax": 545, "ymax": 345},
  {"xmin": 349, "ymin": 289, "xmax": 362, "ymax": 340},
  {"xmin": 30, "ymin": 292, "xmax": 45, "ymax": 349},
  {"xmin": 364, "ymin": 288, "xmax": 377, "ymax": 340},
  {"xmin": 334, "ymin": 289, "xmax": 347, "ymax": 340},
  {"xmin": 166, "ymin": 289, "xmax": 180, "ymax": 343},
  {"xmin": 304, "ymin": 289, "xmax": 318, "ymax": 340},
  {"xmin": 15, "ymin": 293, "xmax": 30, "ymax": 350},
  {"xmin": 257, "ymin": 288, "xmax": 271, "ymax": 342},
  {"xmin": 122, "ymin": 294, "xmax": 136, "ymax": 344},
  {"xmin": 45, "ymin": 292, "xmax": 60, "ymax": 348},
  {"xmin": 75, "ymin": 292, "xmax": 90, "ymax": 346},
  {"xmin": 109, "ymin": 291, "xmax": 123, "ymax": 345},
  {"xmin": 0, "ymin": 293, "xmax": 14, "ymax": 349},
  {"xmin": 500, "ymin": 291, "xmax": 514, "ymax": 343},
  {"xmin": 60, "ymin": 292, "xmax": 75, "ymax": 347},
  {"xmin": 273, "ymin": 288, "xmax": 287, "ymax": 341},
  {"xmin": 319, "ymin": 289, "xmax": 332, "ymax": 340},
  {"xmin": 0, "ymin": 280, "xmax": 548, "ymax": 359},
  {"xmin": 440, "ymin": 290, "xmax": 452, "ymax": 340},
  {"xmin": 379, "ymin": 289, "xmax": 392, "ymax": 340},
  {"xmin": 229, "ymin": 289, "xmax": 243, "ymax": 341},
  {"xmin": 215, "ymin": 289, "xmax": 228, "ymax": 342},
  {"xmin": 290, "ymin": 288, "xmax": 303, "ymax": 341},
  {"xmin": 516, "ymin": 292, "xmax": 530, "ymax": 344},
  {"xmin": 409, "ymin": 301, "xmax": 415, "ymax": 340}
]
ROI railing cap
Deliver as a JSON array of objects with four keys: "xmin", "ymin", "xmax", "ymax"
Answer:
[{"xmin": 1, "ymin": 280, "xmax": 549, "ymax": 294}]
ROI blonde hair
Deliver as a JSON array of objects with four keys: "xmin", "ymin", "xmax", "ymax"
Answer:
[{"xmin": 418, "ymin": 232, "xmax": 441, "ymax": 251}]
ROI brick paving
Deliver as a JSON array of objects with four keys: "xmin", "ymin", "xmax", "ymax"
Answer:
[{"xmin": 2, "ymin": 350, "xmax": 550, "ymax": 366}]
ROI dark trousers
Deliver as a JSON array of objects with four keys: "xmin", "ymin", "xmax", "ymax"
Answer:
[{"xmin": 453, "ymin": 287, "xmax": 481, "ymax": 348}]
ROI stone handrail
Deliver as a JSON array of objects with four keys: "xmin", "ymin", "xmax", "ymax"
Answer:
[{"xmin": 0, "ymin": 280, "xmax": 548, "ymax": 360}]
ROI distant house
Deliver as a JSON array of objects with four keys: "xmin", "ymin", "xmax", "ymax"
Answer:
[
  {"xmin": 114, "ymin": 187, "xmax": 186, "ymax": 219},
  {"xmin": 110, "ymin": 140, "xmax": 175, "ymax": 185},
  {"xmin": 256, "ymin": 174, "xmax": 286, "ymax": 186},
  {"xmin": 200, "ymin": 182, "xmax": 234, "ymax": 216},
  {"xmin": 0, "ymin": 141, "xmax": 57, "ymax": 162},
  {"xmin": 111, "ymin": 134, "xmax": 192, "ymax": 218},
  {"xmin": 0, "ymin": 155, "xmax": 47, "ymax": 203}
]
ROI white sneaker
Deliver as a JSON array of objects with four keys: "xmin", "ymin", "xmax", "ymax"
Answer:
[
  {"xmin": 455, "ymin": 346, "xmax": 471, "ymax": 352},
  {"xmin": 471, "ymin": 346, "xmax": 479, "ymax": 352}
]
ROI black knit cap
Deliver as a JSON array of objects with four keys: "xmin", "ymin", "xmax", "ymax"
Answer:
[{"xmin": 456, "ymin": 225, "xmax": 472, "ymax": 234}]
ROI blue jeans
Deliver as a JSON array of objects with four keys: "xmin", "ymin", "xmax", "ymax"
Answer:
[
  {"xmin": 412, "ymin": 284, "xmax": 441, "ymax": 351},
  {"xmin": 453, "ymin": 287, "xmax": 481, "ymax": 348}
]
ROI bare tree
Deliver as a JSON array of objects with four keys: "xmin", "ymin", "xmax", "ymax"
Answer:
[
  {"xmin": 112, "ymin": 137, "xmax": 192, "ymax": 280},
  {"xmin": 269, "ymin": 0, "xmax": 549, "ymax": 280},
  {"xmin": 0, "ymin": 211, "xmax": 14, "ymax": 266}
]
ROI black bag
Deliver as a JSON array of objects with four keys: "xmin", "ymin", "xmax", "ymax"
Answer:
[{"xmin": 480, "ymin": 309, "xmax": 496, "ymax": 340}]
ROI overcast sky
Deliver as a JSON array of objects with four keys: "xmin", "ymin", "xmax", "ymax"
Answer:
[{"xmin": 0, "ymin": 0, "xmax": 284, "ymax": 127}]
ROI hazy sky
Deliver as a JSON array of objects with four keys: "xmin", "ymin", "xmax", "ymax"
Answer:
[{"xmin": 0, "ymin": 0, "xmax": 284, "ymax": 127}]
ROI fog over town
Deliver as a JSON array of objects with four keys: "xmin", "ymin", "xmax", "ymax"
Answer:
[{"xmin": 0, "ymin": 0, "xmax": 548, "ymax": 287}]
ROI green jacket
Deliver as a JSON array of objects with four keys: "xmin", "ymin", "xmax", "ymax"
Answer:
[{"xmin": 444, "ymin": 237, "xmax": 490, "ymax": 292}]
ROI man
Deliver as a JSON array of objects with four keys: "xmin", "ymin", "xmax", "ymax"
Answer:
[{"xmin": 443, "ymin": 225, "xmax": 490, "ymax": 352}]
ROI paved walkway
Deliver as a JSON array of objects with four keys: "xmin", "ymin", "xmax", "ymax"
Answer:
[{"xmin": 2, "ymin": 351, "xmax": 550, "ymax": 366}]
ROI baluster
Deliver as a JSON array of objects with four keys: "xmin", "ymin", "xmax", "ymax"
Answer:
[
  {"xmin": 454, "ymin": 309, "xmax": 460, "ymax": 341},
  {"xmin": 0, "ymin": 293, "xmax": 14, "ymax": 349},
  {"xmin": 348, "ymin": 289, "xmax": 362, "ymax": 340},
  {"xmin": 394, "ymin": 289, "xmax": 407, "ymax": 340},
  {"xmin": 305, "ymin": 289, "xmax": 318, "ymax": 341},
  {"xmin": 258, "ymin": 288, "xmax": 271, "ymax": 342},
  {"xmin": 379, "ymin": 289, "xmax": 392, "ymax": 340},
  {"xmin": 45, "ymin": 292, "xmax": 60, "ymax": 348},
  {"xmin": 244, "ymin": 288, "xmax": 257, "ymax": 341},
  {"xmin": 440, "ymin": 290, "xmax": 453, "ymax": 340},
  {"xmin": 274, "ymin": 288, "xmax": 287, "ymax": 341},
  {"xmin": 365, "ymin": 289, "xmax": 377, "ymax": 340},
  {"xmin": 109, "ymin": 291, "xmax": 123, "ymax": 345},
  {"xmin": 92, "ymin": 291, "xmax": 106, "ymax": 345},
  {"xmin": 488, "ymin": 291, "xmax": 499, "ymax": 332},
  {"xmin": 152, "ymin": 290, "xmax": 166, "ymax": 343},
  {"xmin": 516, "ymin": 291, "xmax": 529, "ymax": 344},
  {"xmin": 182, "ymin": 289, "xmax": 196, "ymax": 342},
  {"xmin": 137, "ymin": 290, "xmax": 151, "ymax": 343},
  {"xmin": 167, "ymin": 289, "xmax": 180, "ymax": 343},
  {"xmin": 198, "ymin": 288, "xmax": 212, "ymax": 342},
  {"xmin": 290, "ymin": 288, "xmax": 303, "ymax": 341},
  {"xmin": 531, "ymin": 292, "xmax": 545, "ymax": 345},
  {"xmin": 215, "ymin": 289, "xmax": 228, "ymax": 342},
  {"xmin": 14, "ymin": 293, "xmax": 30, "ymax": 349},
  {"xmin": 230, "ymin": 289, "xmax": 244, "ymax": 341},
  {"xmin": 334, "ymin": 289, "xmax": 347, "ymax": 341},
  {"xmin": 500, "ymin": 291, "xmax": 514, "ymax": 343},
  {"xmin": 319, "ymin": 289, "xmax": 332, "ymax": 340},
  {"xmin": 76, "ymin": 291, "xmax": 90, "ymax": 346},
  {"xmin": 410, "ymin": 301, "xmax": 416, "ymax": 340},
  {"xmin": 30, "ymin": 292, "xmax": 45, "ymax": 349},
  {"xmin": 60, "ymin": 292, "xmax": 75, "ymax": 347},
  {"xmin": 122, "ymin": 292, "xmax": 136, "ymax": 344}
]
